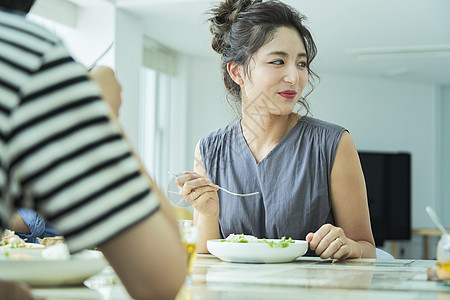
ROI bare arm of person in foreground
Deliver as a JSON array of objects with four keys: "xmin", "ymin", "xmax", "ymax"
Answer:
[
  {"xmin": 88, "ymin": 66, "xmax": 122, "ymax": 118},
  {"xmin": 99, "ymin": 186, "xmax": 186, "ymax": 300},
  {"xmin": 306, "ymin": 131, "xmax": 376, "ymax": 260},
  {"xmin": 0, "ymin": 280, "xmax": 41, "ymax": 300}
]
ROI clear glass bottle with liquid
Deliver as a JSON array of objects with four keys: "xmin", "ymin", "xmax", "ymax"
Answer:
[{"xmin": 436, "ymin": 234, "xmax": 450, "ymax": 280}]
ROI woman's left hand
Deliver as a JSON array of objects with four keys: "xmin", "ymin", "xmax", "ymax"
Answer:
[{"xmin": 306, "ymin": 224, "xmax": 353, "ymax": 260}]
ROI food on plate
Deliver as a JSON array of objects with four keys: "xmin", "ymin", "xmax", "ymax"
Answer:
[
  {"xmin": 41, "ymin": 243, "xmax": 70, "ymax": 260},
  {"xmin": 1, "ymin": 230, "xmax": 71, "ymax": 261},
  {"xmin": 221, "ymin": 234, "xmax": 295, "ymax": 248},
  {"xmin": 222, "ymin": 234, "xmax": 259, "ymax": 243},
  {"xmin": 38, "ymin": 236, "xmax": 65, "ymax": 247},
  {"xmin": 1, "ymin": 230, "xmax": 32, "ymax": 259},
  {"xmin": 0, "ymin": 229, "xmax": 26, "ymax": 248},
  {"xmin": 4, "ymin": 253, "xmax": 33, "ymax": 260}
]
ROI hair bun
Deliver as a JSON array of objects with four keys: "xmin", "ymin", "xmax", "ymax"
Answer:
[{"xmin": 208, "ymin": 0, "xmax": 257, "ymax": 54}]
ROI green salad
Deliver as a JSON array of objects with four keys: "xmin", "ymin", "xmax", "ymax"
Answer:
[
  {"xmin": 260, "ymin": 236, "xmax": 294, "ymax": 248},
  {"xmin": 221, "ymin": 234, "xmax": 294, "ymax": 248},
  {"xmin": 221, "ymin": 234, "xmax": 255, "ymax": 243}
]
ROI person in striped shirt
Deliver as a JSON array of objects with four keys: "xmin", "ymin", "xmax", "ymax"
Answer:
[
  {"xmin": 0, "ymin": 1, "xmax": 186, "ymax": 299},
  {"xmin": 8, "ymin": 66, "xmax": 119, "ymax": 245}
]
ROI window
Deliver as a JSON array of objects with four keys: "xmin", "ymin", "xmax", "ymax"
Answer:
[
  {"xmin": 140, "ymin": 37, "xmax": 178, "ymax": 189},
  {"xmin": 140, "ymin": 68, "xmax": 172, "ymax": 187}
]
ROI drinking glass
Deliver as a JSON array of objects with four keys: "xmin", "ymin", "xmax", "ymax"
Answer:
[
  {"xmin": 436, "ymin": 234, "xmax": 450, "ymax": 280},
  {"xmin": 167, "ymin": 173, "xmax": 190, "ymax": 208},
  {"xmin": 178, "ymin": 220, "xmax": 199, "ymax": 285}
]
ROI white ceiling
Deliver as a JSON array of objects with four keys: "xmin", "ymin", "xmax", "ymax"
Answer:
[{"xmin": 113, "ymin": 0, "xmax": 450, "ymax": 85}]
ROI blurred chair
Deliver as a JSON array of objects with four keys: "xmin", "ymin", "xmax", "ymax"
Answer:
[{"xmin": 376, "ymin": 248, "xmax": 394, "ymax": 259}]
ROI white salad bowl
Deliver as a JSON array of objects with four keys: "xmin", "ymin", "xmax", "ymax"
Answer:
[{"xmin": 207, "ymin": 239, "xmax": 308, "ymax": 263}]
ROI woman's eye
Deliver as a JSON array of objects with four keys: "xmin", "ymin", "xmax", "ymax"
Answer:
[
  {"xmin": 298, "ymin": 61, "xmax": 307, "ymax": 68},
  {"xmin": 270, "ymin": 60, "xmax": 284, "ymax": 65}
]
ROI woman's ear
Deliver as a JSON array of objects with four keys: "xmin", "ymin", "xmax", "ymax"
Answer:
[{"xmin": 227, "ymin": 62, "xmax": 244, "ymax": 85}]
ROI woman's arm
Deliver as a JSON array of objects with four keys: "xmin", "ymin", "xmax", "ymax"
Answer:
[
  {"xmin": 330, "ymin": 131, "xmax": 376, "ymax": 258},
  {"xmin": 307, "ymin": 131, "xmax": 376, "ymax": 259}
]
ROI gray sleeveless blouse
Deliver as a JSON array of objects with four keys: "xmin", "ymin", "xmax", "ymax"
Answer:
[{"xmin": 199, "ymin": 116, "xmax": 346, "ymax": 249}]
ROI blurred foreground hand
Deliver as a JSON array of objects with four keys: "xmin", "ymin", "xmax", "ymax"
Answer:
[{"xmin": 0, "ymin": 280, "xmax": 41, "ymax": 300}]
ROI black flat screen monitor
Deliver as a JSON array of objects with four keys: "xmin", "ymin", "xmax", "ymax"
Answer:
[{"xmin": 358, "ymin": 151, "xmax": 411, "ymax": 246}]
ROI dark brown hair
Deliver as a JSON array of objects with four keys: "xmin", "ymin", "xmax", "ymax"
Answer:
[
  {"xmin": 208, "ymin": 0, "xmax": 318, "ymax": 116},
  {"xmin": 0, "ymin": 0, "xmax": 36, "ymax": 13}
]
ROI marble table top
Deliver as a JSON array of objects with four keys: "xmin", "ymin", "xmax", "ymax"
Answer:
[{"xmin": 32, "ymin": 254, "xmax": 450, "ymax": 300}]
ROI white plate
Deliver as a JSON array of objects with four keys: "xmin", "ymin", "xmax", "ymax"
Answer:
[
  {"xmin": 207, "ymin": 239, "xmax": 308, "ymax": 263},
  {"xmin": 0, "ymin": 250, "xmax": 108, "ymax": 286}
]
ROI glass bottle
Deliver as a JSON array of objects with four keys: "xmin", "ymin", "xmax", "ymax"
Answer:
[{"xmin": 436, "ymin": 234, "xmax": 450, "ymax": 280}]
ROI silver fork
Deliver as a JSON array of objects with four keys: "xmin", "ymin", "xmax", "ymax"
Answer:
[
  {"xmin": 88, "ymin": 42, "xmax": 114, "ymax": 71},
  {"xmin": 168, "ymin": 171, "xmax": 259, "ymax": 197}
]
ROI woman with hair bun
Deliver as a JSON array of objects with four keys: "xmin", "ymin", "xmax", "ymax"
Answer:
[{"xmin": 176, "ymin": 0, "xmax": 376, "ymax": 260}]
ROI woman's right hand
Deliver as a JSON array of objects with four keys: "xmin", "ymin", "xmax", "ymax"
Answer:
[{"xmin": 175, "ymin": 172, "xmax": 220, "ymax": 217}]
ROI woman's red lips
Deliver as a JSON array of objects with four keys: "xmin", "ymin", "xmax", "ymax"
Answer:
[{"xmin": 279, "ymin": 90, "xmax": 297, "ymax": 99}]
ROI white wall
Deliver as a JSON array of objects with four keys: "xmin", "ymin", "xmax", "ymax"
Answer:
[
  {"xmin": 29, "ymin": 3, "xmax": 115, "ymax": 68},
  {"xmin": 311, "ymin": 73, "xmax": 438, "ymax": 229},
  {"xmin": 62, "ymin": 6, "xmax": 115, "ymax": 68},
  {"xmin": 184, "ymin": 56, "xmax": 232, "ymax": 168},
  {"xmin": 167, "ymin": 56, "xmax": 189, "ymax": 174},
  {"xmin": 440, "ymin": 85, "xmax": 450, "ymax": 227},
  {"xmin": 114, "ymin": 9, "xmax": 143, "ymax": 150}
]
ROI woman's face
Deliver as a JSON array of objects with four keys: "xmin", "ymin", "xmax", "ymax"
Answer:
[{"xmin": 238, "ymin": 26, "xmax": 309, "ymax": 117}]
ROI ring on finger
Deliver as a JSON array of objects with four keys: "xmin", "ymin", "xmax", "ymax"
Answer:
[
  {"xmin": 335, "ymin": 237, "xmax": 345, "ymax": 246},
  {"xmin": 192, "ymin": 190, "xmax": 199, "ymax": 199}
]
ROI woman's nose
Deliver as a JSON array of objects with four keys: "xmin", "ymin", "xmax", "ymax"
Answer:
[{"xmin": 284, "ymin": 65, "xmax": 300, "ymax": 85}]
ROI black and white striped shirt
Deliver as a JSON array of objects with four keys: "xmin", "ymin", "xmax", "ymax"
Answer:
[{"xmin": 0, "ymin": 10, "xmax": 159, "ymax": 252}]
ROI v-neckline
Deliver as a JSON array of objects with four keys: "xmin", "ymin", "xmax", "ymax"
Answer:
[{"xmin": 237, "ymin": 117, "xmax": 303, "ymax": 166}]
